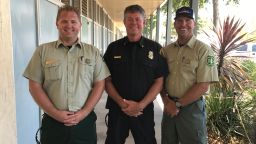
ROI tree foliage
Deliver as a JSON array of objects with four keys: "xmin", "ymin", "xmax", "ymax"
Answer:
[{"xmin": 143, "ymin": 0, "xmax": 242, "ymax": 40}]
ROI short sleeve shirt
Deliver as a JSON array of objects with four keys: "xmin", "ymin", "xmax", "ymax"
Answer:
[
  {"xmin": 160, "ymin": 36, "xmax": 219, "ymax": 98},
  {"xmin": 104, "ymin": 36, "xmax": 168, "ymax": 109},
  {"xmin": 23, "ymin": 40, "xmax": 110, "ymax": 111}
]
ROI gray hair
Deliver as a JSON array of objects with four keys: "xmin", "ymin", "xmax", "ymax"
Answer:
[{"xmin": 124, "ymin": 4, "xmax": 145, "ymax": 19}]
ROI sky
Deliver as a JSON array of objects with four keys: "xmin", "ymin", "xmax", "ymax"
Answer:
[
  {"xmin": 212, "ymin": 0, "xmax": 255, "ymax": 33},
  {"xmin": 194, "ymin": 0, "xmax": 256, "ymax": 43}
]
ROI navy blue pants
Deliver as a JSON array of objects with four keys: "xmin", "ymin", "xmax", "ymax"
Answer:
[
  {"xmin": 105, "ymin": 105, "xmax": 157, "ymax": 144},
  {"xmin": 40, "ymin": 112, "xmax": 97, "ymax": 144}
]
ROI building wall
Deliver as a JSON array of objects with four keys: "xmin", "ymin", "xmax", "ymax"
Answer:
[
  {"xmin": 11, "ymin": 0, "xmax": 39, "ymax": 143},
  {"xmin": 0, "ymin": 0, "xmax": 17, "ymax": 144}
]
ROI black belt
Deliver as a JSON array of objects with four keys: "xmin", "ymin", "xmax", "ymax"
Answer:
[{"xmin": 167, "ymin": 95, "xmax": 203, "ymax": 102}]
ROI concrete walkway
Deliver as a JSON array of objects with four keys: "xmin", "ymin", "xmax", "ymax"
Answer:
[{"xmin": 95, "ymin": 92, "xmax": 163, "ymax": 144}]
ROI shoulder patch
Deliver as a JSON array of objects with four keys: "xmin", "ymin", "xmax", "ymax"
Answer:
[{"xmin": 207, "ymin": 56, "xmax": 215, "ymax": 67}]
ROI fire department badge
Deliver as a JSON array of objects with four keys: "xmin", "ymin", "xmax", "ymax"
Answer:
[{"xmin": 148, "ymin": 51, "xmax": 153, "ymax": 59}]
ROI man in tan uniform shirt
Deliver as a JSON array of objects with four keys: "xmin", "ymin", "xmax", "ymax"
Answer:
[
  {"xmin": 160, "ymin": 7, "xmax": 218, "ymax": 144},
  {"xmin": 23, "ymin": 6, "xmax": 110, "ymax": 144}
]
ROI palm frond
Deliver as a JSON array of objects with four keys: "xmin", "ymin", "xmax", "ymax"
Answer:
[{"xmin": 204, "ymin": 16, "xmax": 256, "ymax": 92}]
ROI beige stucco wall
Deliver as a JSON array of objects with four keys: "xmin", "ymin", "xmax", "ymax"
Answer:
[{"xmin": 0, "ymin": 0, "xmax": 17, "ymax": 144}]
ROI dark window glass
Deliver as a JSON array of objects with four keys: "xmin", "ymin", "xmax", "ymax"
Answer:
[
  {"xmin": 252, "ymin": 45, "xmax": 256, "ymax": 52},
  {"xmin": 237, "ymin": 45, "xmax": 248, "ymax": 51}
]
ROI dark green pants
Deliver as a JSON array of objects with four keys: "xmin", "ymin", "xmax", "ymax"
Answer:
[
  {"xmin": 41, "ymin": 112, "xmax": 97, "ymax": 144},
  {"xmin": 161, "ymin": 98, "xmax": 207, "ymax": 144}
]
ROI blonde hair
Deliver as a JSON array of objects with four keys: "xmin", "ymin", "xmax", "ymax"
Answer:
[{"xmin": 56, "ymin": 5, "xmax": 80, "ymax": 22}]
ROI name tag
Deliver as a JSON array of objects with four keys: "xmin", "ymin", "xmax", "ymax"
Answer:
[
  {"xmin": 114, "ymin": 56, "xmax": 121, "ymax": 59},
  {"xmin": 45, "ymin": 60, "xmax": 56, "ymax": 65}
]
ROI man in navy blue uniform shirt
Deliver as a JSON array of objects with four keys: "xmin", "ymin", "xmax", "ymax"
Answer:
[{"xmin": 104, "ymin": 4, "xmax": 168, "ymax": 144}]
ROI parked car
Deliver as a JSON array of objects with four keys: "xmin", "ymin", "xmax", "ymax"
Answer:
[{"xmin": 228, "ymin": 43, "xmax": 256, "ymax": 58}]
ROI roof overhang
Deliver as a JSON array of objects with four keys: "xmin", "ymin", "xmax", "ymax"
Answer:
[{"xmin": 97, "ymin": 0, "xmax": 165, "ymax": 33}]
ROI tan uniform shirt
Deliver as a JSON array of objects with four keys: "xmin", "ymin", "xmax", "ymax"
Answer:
[
  {"xmin": 161, "ymin": 36, "xmax": 218, "ymax": 98},
  {"xmin": 23, "ymin": 40, "xmax": 110, "ymax": 111}
]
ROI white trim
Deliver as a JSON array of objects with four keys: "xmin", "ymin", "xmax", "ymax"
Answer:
[
  {"xmin": 36, "ymin": 0, "xmax": 41, "ymax": 45},
  {"xmin": 81, "ymin": 15, "xmax": 93, "ymax": 22},
  {"xmin": 47, "ymin": 0, "xmax": 64, "ymax": 7}
]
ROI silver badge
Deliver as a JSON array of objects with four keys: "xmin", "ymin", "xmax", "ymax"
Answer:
[{"xmin": 148, "ymin": 51, "xmax": 153, "ymax": 59}]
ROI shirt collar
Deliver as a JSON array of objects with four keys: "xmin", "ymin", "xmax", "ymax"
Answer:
[
  {"xmin": 56, "ymin": 39, "xmax": 82, "ymax": 49},
  {"xmin": 123, "ymin": 36, "xmax": 145, "ymax": 48},
  {"xmin": 174, "ymin": 36, "xmax": 196, "ymax": 49}
]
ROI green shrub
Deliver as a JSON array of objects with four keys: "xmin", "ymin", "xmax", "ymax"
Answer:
[
  {"xmin": 207, "ymin": 88, "xmax": 256, "ymax": 143},
  {"xmin": 241, "ymin": 60, "xmax": 256, "ymax": 82}
]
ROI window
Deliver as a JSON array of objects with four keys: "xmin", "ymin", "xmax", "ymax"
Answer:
[
  {"xmin": 252, "ymin": 45, "xmax": 256, "ymax": 52},
  {"xmin": 237, "ymin": 45, "xmax": 248, "ymax": 51}
]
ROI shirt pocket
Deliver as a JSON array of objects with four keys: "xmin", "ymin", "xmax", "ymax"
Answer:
[
  {"xmin": 142, "ymin": 60, "xmax": 156, "ymax": 76},
  {"xmin": 79, "ymin": 58, "xmax": 94, "ymax": 80},
  {"xmin": 111, "ymin": 58, "xmax": 125, "ymax": 75},
  {"xmin": 143, "ymin": 60, "xmax": 155, "ymax": 68},
  {"xmin": 181, "ymin": 58, "xmax": 198, "ymax": 73},
  {"xmin": 44, "ymin": 62, "xmax": 61, "ymax": 80}
]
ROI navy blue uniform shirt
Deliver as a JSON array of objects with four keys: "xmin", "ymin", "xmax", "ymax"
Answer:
[{"xmin": 104, "ymin": 36, "xmax": 168, "ymax": 110}]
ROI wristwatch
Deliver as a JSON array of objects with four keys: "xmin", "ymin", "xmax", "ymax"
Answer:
[{"xmin": 175, "ymin": 101, "xmax": 182, "ymax": 109}]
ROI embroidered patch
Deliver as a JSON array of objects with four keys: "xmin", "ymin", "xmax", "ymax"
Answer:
[{"xmin": 207, "ymin": 56, "xmax": 214, "ymax": 66}]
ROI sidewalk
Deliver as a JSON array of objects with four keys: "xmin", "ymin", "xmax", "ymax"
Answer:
[{"xmin": 95, "ymin": 92, "xmax": 163, "ymax": 144}]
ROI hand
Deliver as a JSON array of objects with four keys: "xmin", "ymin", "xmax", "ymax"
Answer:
[
  {"xmin": 52, "ymin": 110, "xmax": 88, "ymax": 126},
  {"xmin": 51, "ymin": 110, "xmax": 76, "ymax": 126},
  {"xmin": 122, "ymin": 99, "xmax": 143, "ymax": 117},
  {"xmin": 65, "ymin": 109, "xmax": 88, "ymax": 126},
  {"xmin": 164, "ymin": 99, "xmax": 180, "ymax": 117}
]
